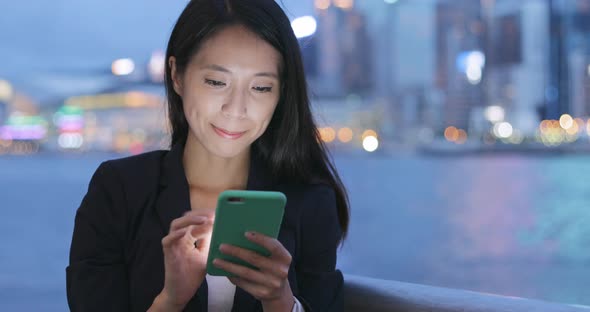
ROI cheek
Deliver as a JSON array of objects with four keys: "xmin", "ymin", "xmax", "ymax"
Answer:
[
  {"xmin": 254, "ymin": 103, "xmax": 278, "ymax": 132},
  {"xmin": 182, "ymin": 93, "xmax": 216, "ymax": 122}
]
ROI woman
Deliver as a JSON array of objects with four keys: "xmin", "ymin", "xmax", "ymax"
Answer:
[{"xmin": 66, "ymin": 0, "xmax": 350, "ymax": 311}]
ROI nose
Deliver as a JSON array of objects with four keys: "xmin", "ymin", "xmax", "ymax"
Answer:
[{"xmin": 221, "ymin": 88, "xmax": 247, "ymax": 119}]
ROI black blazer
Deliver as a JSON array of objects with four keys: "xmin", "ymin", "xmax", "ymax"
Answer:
[{"xmin": 66, "ymin": 143, "xmax": 344, "ymax": 311}]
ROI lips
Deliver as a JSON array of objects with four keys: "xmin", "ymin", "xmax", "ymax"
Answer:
[{"xmin": 212, "ymin": 124, "xmax": 246, "ymax": 140}]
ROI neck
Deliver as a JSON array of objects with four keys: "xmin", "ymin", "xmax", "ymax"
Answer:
[{"xmin": 182, "ymin": 132, "xmax": 250, "ymax": 193}]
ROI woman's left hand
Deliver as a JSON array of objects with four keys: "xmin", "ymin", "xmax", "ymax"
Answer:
[{"xmin": 213, "ymin": 231, "xmax": 295, "ymax": 311}]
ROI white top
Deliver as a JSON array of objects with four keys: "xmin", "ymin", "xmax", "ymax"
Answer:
[{"xmin": 206, "ymin": 274, "xmax": 305, "ymax": 311}]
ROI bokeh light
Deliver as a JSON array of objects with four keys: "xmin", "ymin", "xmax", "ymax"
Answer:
[
  {"xmin": 319, "ymin": 127, "xmax": 336, "ymax": 143},
  {"xmin": 444, "ymin": 126, "xmax": 459, "ymax": 142},
  {"xmin": 111, "ymin": 58, "xmax": 135, "ymax": 76},
  {"xmin": 314, "ymin": 0, "xmax": 331, "ymax": 10},
  {"xmin": 559, "ymin": 114, "xmax": 573, "ymax": 129},
  {"xmin": 338, "ymin": 127, "xmax": 353, "ymax": 143},
  {"xmin": 362, "ymin": 135, "xmax": 379, "ymax": 152}
]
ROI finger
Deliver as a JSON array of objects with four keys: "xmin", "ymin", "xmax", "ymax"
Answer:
[
  {"xmin": 245, "ymin": 232, "xmax": 292, "ymax": 262},
  {"xmin": 228, "ymin": 276, "xmax": 286, "ymax": 301},
  {"xmin": 213, "ymin": 258, "xmax": 272, "ymax": 286},
  {"xmin": 170, "ymin": 214, "xmax": 210, "ymax": 232},
  {"xmin": 189, "ymin": 222, "xmax": 213, "ymax": 237},
  {"xmin": 227, "ymin": 276, "xmax": 270, "ymax": 299},
  {"xmin": 161, "ymin": 228, "xmax": 189, "ymax": 248},
  {"xmin": 219, "ymin": 244, "xmax": 286, "ymax": 278},
  {"xmin": 188, "ymin": 225, "xmax": 213, "ymax": 249},
  {"xmin": 185, "ymin": 209, "xmax": 216, "ymax": 219}
]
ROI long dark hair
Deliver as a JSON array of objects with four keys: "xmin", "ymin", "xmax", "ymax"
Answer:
[{"xmin": 164, "ymin": 0, "xmax": 349, "ymax": 242}]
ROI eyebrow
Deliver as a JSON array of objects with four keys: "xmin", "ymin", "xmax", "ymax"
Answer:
[{"xmin": 200, "ymin": 64, "xmax": 279, "ymax": 79}]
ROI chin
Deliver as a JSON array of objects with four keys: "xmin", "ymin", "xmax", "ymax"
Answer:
[{"xmin": 207, "ymin": 143, "xmax": 250, "ymax": 159}]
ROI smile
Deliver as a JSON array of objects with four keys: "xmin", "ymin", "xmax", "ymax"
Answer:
[{"xmin": 212, "ymin": 125, "xmax": 247, "ymax": 140}]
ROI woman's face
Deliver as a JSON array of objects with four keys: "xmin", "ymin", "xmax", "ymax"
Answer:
[{"xmin": 171, "ymin": 24, "xmax": 282, "ymax": 159}]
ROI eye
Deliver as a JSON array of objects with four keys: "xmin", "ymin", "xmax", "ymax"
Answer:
[
  {"xmin": 252, "ymin": 86, "xmax": 272, "ymax": 93},
  {"xmin": 204, "ymin": 79, "xmax": 226, "ymax": 87}
]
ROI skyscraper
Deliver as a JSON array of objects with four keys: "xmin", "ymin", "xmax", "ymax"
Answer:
[
  {"xmin": 308, "ymin": 1, "xmax": 373, "ymax": 97},
  {"xmin": 435, "ymin": 0, "xmax": 485, "ymax": 132},
  {"xmin": 563, "ymin": 0, "xmax": 590, "ymax": 118}
]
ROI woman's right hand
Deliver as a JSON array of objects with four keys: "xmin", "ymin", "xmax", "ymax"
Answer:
[{"xmin": 151, "ymin": 211, "xmax": 214, "ymax": 311}]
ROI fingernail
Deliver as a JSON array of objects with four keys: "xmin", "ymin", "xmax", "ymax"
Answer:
[
  {"xmin": 219, "ymin": 244, "xmax": 226, "ymax": 251},
  {"xmin": 245, "ymin": 231, "xmax": 254, "ymax": 237}
]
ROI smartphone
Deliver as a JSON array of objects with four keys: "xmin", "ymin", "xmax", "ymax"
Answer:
[{"xmin": 206, "ymin": 190, "xmax": 286, "ymax": 276}]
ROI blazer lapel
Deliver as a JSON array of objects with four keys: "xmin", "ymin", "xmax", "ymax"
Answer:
[
  {"xmin": 154, "ymin": 142, "xmax": 209, "ymax": 310},
  {"xmin": 155, "ymin": 142, "xmax": 192, "ymax": 234}
]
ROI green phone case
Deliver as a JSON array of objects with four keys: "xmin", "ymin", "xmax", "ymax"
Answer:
[{"xmin": 206, "ymin": 190, "xmax": 286, "ymax": 276}]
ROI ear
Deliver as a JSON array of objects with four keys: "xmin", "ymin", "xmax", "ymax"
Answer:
[{"xmin": 169, "ymin": 56, "xmax": 183, "ymax": 95}]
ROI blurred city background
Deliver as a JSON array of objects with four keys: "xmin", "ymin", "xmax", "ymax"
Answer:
[{"xmin": 1, "ymin": 0, "xmax": 590, "ymax": 310}]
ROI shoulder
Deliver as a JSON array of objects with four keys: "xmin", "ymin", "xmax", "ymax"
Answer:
[
  {"xmin": 95, "ymin": 149, "xmax": 167, "ymax": 185},
  {"xmin": 101, "ymin": 149, "xmax": 167, "ymax": 175},
  {"xmin": 278, "ymin": 181, "xmax": 338, "ymax": 226},
  {"xmin": 79, "ymin": 150, "xmax": 169, "ymax": 227},
  {"xmin": 281, "ymin": 181, "xmax": 343, "ymax": 257},
  {"xmin": 88, "ymin": 149, "xmax": 168, "ymax": 204},
  {"xmin": 280, "ymin": 181, "xmax": 336, "ymax": 206}
]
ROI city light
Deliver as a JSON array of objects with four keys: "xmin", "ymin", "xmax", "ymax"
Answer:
[
  {"xmin": 334, "ymin": 0, "xmax": 353, "ymax": 10},
  {"xmin": 291, "ymin": 16, "xmax": 317, "ymax": 39},
  {"xmin": 54, "ymin": 105, "xmax": 84, "ymax": 131},
  {"xmin": 456, "ymin": 129, "xmax": 468, "ymax": 144},
  {"xmin": 314, "ymin": 0, "xmax": 330, "ymax": 10},
  {"xmin": 58, "ymin": 133, "xmax": 84, "ymax": 149},
  {"xmin": 338, "ymin": 127, "xmax": 353, "ymax": 143},
  {"xmin": 0, "ymin": 138, "xmax": 11, "ymax": 148},
  {"xmin": 319, "ymin": 127, "xmax": 336, "ymax": 143},
  {"xmin": 444, "ymin": 126, "xmax": 459, "ymax": 142},
  {"xmin": 384, "ymin": 0, "xmax": 399, "ymax": 4},
  {"xmin": 467, "ymin": 51, "xmax": 486, "ymax": 69},
  {"xmin": 457, "ymin": 50, "xmax": 485, "ymax": 85},
  {"xmin": 362, "ymin": 135, "xmax": 379, "ymax": 152},
  {"xmin": 509, "ymin": 130, "xmax": 524, "ymax": 144},
  {"xmin": 494, "ymin": 122, "xmax": 513, "ymax": 139},
  {"xmin": 148, "ymin": 50, "xmax": 165, "ymax": 83},
  {"xmin": 361, "ymin": 129, "xmax": 378, "ymax": 140},
  {"xmin": 484, "ymin": 105, "xmax": 505, "ymax": 123},
  {"xmin": 65, "ymin": 92, "xmax": 161, "ymax": 110},
  {"xmin": 467, "ymin": 66, "xmax": 482, "ymax": 84},
  {"xmin": 0, "ymin": 79, "xmax": 13, "ymax": 101},
  {"xmin": 559, "ymin": 114, "xmax": 573, "ymax": 129},
  {"xmin": 587, "ymin": 64, "xmax": 590, "ymax": 77},
  {"xmin": 539, "ymin": 120, "xmax": 551, "ymax": 134},
  {"xmin": 1, "ymin": 113, "xmax": 48, "ymax": 140},
  {"xmin": 112, "ymin": 58, "xmax": 135, "ymax": 76},
  {"xmin": 565, "ymin": 122, "xmax": 579, "ymax": 135}
]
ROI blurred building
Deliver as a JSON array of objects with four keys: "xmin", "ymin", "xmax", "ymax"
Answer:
[
  {"xmin": 434, "ymin": 0, "xmax": 485, "ymax": 133},
  {"xmin": 305, "ymin": 0, "xmax": 373, "ymax": 97},
  {"xmin": 356, "ymin": 0, "xmax": 440, "ymax": 141},
  {"xmin": 0, "ymin": 100, "xmax": 6, "ymax": 124},
  {"xmin": 561, "ymin": 0, "xmax": 590, "ymax": 118},
  {"xmin": 301, "ymin": 0, "xmax": 590, "ymax": 143},
  {"xmin": 484, "ymin": 0, "xmax": 550, "ymax": 136}
]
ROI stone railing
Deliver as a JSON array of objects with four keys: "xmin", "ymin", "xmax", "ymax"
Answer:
[{"xmin": 343, "ymin": 274, "xmax": 589, "ymax": 312}]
